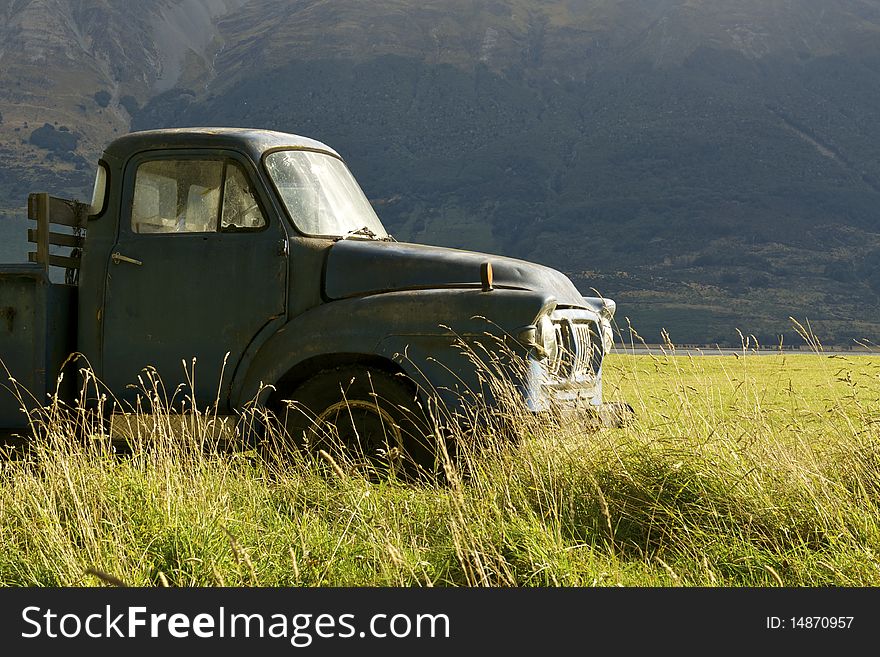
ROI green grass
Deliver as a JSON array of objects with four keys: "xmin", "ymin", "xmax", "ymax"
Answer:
[{"xmin": 1, "ymin": 347, "xmax": 879, "ymax": 587}]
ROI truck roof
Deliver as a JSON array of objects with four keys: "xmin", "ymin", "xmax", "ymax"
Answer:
[{"xmin": 102, "ymin": 127, "xmax": 342, "ymax": 162}]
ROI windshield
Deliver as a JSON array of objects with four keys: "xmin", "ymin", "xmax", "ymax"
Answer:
[{"xmin": 264, "ymin": 150, "xmax": 388, "ymax": 239}]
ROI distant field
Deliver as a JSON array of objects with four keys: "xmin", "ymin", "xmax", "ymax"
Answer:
[
  {"xmin": 606, "ymin": 349, "xmax": 880, "ymax": 424},
  {"xmin": 1, "ymin": 351, "xmax": 878, "ymax": 587}
]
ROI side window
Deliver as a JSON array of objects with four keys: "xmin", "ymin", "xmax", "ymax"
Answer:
[
  {"xmin": 222, "ymin": 161, "xmax": 267, "ymax": 230},
  {"xmin": 132, "ymin": 159, "xmax": 224, "ymax": 233},
  {"xmin": 131, "ymin": 158, "xmax": 265, "ymax": 234}
]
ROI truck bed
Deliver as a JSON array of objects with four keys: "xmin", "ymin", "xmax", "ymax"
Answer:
[{"xmin": 0, "ymin": 264, "xmax": 76, "ymax": 432}]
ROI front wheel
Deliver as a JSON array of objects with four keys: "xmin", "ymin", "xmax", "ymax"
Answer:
[{"xmin": 274, "ymin": 366, "xmax": 438, "ymax": 480}]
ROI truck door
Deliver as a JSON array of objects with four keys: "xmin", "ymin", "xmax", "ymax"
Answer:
[{"xmin": 102, "ymin": 152, "xmax": 287, "ymax": 411}]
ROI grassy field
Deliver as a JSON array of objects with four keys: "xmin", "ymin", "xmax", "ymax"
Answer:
[{"xmin": 1, "ymin": 347, "xmax": 878, "ymax": 587}]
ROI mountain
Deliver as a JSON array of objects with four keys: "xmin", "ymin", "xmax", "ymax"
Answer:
[
  {"xmin": 0, "ymin": 0, "xmax": 250, "ymax": 261},
  {"xmin": 3, "ymin": 0, "xmax": 880, "ymax": 345},
  {"xmin": 0, "ymin": 0, "xmax": 248, "ymax": 197}
]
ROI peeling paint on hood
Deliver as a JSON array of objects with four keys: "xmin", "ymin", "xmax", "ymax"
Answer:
[{"xmin": 323, "ymin": 239, "xmax": 587, "ymax": 307}]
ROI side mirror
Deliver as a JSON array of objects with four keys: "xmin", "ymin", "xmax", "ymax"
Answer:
[{"xmin": 88, "ymin": 163, "xmax": 108, "ymax": 216}]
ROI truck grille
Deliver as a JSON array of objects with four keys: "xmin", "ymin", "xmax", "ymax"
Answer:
[{"xmin": 550, "ymin": 319, "xmax": 603, "ymax": 380}]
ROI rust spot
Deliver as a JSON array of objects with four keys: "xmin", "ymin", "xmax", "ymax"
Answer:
[{"xmin": 1, "ymin": 306, "xmax": 15, "ymax": 332}]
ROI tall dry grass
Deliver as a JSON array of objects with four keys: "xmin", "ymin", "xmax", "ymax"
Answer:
[{"xmin": 1, "ymin": 335, "xmax": 878, "ymax": 587}]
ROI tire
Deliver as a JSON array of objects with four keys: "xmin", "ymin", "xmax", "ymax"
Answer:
[{"xmin": 276, "ymin": 366, "xmax": 437, "ymax": 480}]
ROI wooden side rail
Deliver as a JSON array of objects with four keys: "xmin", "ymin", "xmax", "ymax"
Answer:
[{"xmin": 26, "ymin": 192, "xmax": 88, "ymax": 273}]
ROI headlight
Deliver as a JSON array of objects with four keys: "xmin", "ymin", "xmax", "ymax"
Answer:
[
  {"xmin": 600, "ymin": 317, "xmax": 614, "ymax": 353},
  {"xmin": 596, "ymin": 297, "xmax": 616, "ymax": 353},
  {"xmin": 601, "ymin": 298, "xmax": 616, "ymax": 318},
  {"xmin": 536, "ymin": 314, "xmax": 559, "ymax": 364}
]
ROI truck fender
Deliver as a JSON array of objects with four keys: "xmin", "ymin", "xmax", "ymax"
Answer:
[{"xmin": 231, "ymin": 287, "xmax": 553, "ymax": 410}]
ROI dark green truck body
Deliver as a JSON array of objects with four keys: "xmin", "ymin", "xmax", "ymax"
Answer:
[
  {"xmin": 0, "ymin": 128, "xmax": 618, "ymax": 444},
  {"xmin": 0, "ymin": 266, "xmax": 75, "ymax": 428}
]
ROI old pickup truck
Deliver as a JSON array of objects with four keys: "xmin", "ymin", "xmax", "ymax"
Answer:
[{"xmin": 0, "ymin": 128, "xmax": 623, "ymax": 473}]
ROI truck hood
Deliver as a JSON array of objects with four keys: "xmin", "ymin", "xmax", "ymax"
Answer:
[{"xmin": 323, "ymin": 239, "xmax": 587, "ymax": 307}]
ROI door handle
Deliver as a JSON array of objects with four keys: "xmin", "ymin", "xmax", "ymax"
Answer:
[{"xmin": 112, "ymin": 252, "xmax": 143, "ymax": 266}]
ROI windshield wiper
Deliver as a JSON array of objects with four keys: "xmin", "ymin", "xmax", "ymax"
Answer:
[
  {"xmin": 339, "ymin": 226, "xmax": 395, "ymax": 241},
  {"xmin": 341, "ymin": 226, "xmax": 378, "ymax": 240}
]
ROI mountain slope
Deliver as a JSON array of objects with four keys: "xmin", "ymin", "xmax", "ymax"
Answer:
[
  {"xmin": 133, "ymin": 0, "xmax": 880, "ymax": 344},
  {"xmin": 4, "ymin": 0, "xmax": 880, "ymax": 344},
  {"xmin": 0, "ymin": 0, "xmax": 246, "ymax": 201}
]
